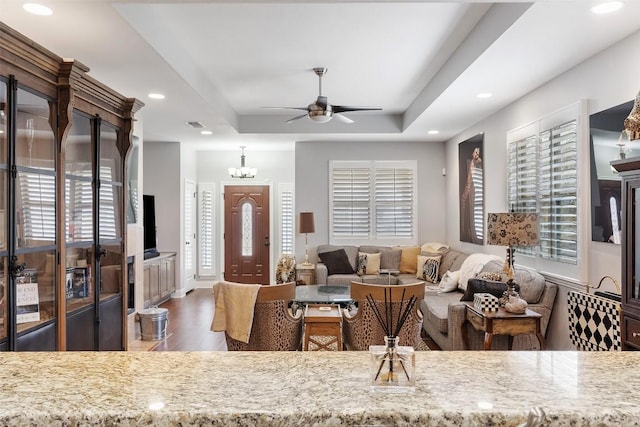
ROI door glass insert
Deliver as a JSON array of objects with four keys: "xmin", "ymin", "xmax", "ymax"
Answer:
[
  {"xmin": 16, "ymin": 170, "xmax": 56, "ymax": 248},
  {"xmin": 99, "ymin": 123, "xmax": 121, "ymax": 183},
  {"xmin": 242, "ymin": 202, "xmax": 253, "ymax": 256},
  {"xmin": 15, "ymin": 250, "xmax": 56, "ymax": 334}
]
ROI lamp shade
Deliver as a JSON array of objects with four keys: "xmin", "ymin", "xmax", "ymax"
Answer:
[
  {"xmin": 299, "ymin": 212, "xmax": 315, "ymax": 234},
  {"xmin": 487, "ymin": 212, "xmax": 539, "ymax": 247}
]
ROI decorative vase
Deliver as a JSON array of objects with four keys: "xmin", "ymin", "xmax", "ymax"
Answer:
[{"xmin": 369, "ymin": 336, "xmax": 415, "ymax": 392}]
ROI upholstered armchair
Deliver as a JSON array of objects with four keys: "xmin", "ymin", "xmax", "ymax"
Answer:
[
  {"xmin": 342, "ymin": 281, "xmax": 425, "ymax": 351},
  {"xmin": 224, "ymin": 282, "xmax": 303, "ymax": 351}
]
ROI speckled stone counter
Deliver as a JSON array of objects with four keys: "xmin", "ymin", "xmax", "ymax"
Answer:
[{"xmin": 0, "ymin": 351, "xmax": 638, "ymax": 426}]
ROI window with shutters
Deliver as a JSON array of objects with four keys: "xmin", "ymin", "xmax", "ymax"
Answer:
[
  {"xmin": 198, "ymin": 183, "xmax": 215, "ymax": 277},
  {"xmin": 19, "ymin": 170, "xmax": 56, "ymax": 242},
  {"xmin": 508, "ymin": 116, "xmax": 578, "ymax": 265},
  {"xmin": 330, "ymin": 160, "xmax": 417, "ymax": 245},
  {"xmin": 279, "ymin": 183, "xmax": 294, "ymax": 255}
]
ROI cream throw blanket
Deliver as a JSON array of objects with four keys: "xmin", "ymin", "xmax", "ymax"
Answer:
[{"xmin": 210, "ymin": 281, "xmax": 261, "ymax": 343}]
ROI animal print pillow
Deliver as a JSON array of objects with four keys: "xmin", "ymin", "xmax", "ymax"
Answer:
[{"xmin": 356, "ymin": 252, "xmax": 381, "ymax": 275}]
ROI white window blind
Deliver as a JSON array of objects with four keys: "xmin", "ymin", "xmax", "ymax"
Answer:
[
  {"xmin": 98, "ymin": 166, "xmax": 117, "ymax": 240},
  {"xmin": 19, "ymin": 171, "xmax": 56, "ymax": 241},
  {"xmin": 508, "ymin": 120, "xmax": 578, "ymax": 264},
  {"xmin": 279, "ymin": 184, "xmax": 294, "ymax": 255},
  {"xmin": 331, "ymin": 166, "xmax": 371, "ymax": 239},
  {"xmin": 330, "ymin": 161, "xmax": 417, "ymax": 245},
  {"xmin": 374, "ymin": 168, "xmax": 413, "ymax": 237},
  {"xmin": 198, "ymin": 183, "xmax": 215, "ymax": 277}
]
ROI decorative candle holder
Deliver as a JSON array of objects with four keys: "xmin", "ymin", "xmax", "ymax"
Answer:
[{"xmin": 369, "ymin": 336, "xmax": 415, "ymax": 392}]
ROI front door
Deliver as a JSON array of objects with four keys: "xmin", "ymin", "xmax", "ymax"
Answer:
[{"xmin": 224, "ymin": 185, "xmax": 270, "ymax": 284}]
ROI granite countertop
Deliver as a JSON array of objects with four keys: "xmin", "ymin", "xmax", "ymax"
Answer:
[{"xmin": 0, "ymin": 351, "xmax": 638, "ymax": 426}]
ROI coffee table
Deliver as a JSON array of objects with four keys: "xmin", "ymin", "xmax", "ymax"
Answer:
[
  {"xmin": 462, "ymin": 302, "xmax": 545, "ymax": 350},
  {"xmin": 295, "ymin": 285, "xmax": 352, "ymax": 303}
]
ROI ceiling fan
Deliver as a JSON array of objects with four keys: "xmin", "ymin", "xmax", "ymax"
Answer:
[{"xmin": 266, "ymin": 68, "xmax": 382, "ymax": 124}]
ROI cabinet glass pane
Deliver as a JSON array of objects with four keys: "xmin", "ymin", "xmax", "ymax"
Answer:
[
  {"xmin": 0, "ymin": 82, "xmax": 7, "ymax": 164},
  {"xmin": 635, "ymin": 187, "xmax": 640, "ymax": 301},
  {"xmin": 0, "ymin": 171, "xmax": 6, "ymax": 252},
  {"xmin": 100, "ymin": 244, "xmax": 122, "ymax": 297},
  {"xmin": 15, "ymin": 88, "xmax": 55, "ymax": 169},
  {"xmin": 99, "ymin": 184, "xmax": 121, "ymax": 240},
  {"xmin": 100, "ymin": 123, "xmax": 121, "ymax": 183},
  {"xmin": 66, "ymin": 177, "xmax": 93, "ymax": 243},
  {"xmin": 65, "ymin": 111, "xmax": 92, "ymax": 175},
  {"xmin": 0, "ymin": 257, "xmax": 7, "ymax": 341},
  {"xmin": 16, "ymin": 170, "xmax": 56, "ymax": 248},
  {"xmin": 15, "ymin": 250, "xmax": 56, "ymax": 334},
  {"xmin": 65, "ymin": 246, "xmax": 94, "ymax": 313}
]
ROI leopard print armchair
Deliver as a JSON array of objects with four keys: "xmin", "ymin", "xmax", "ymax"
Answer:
[
  {"xmin": 226, "ymin": 282, "xmax": 303, "ymax": 351},
  {"xmin": 343, "ymin": 281, "xmax": 425, "ymax": 351}
]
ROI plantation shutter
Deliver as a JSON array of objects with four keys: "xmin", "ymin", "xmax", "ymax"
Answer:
[
  {"xmin": 331, "ymin": 167, "xmax": 371, "ymax": 238},
  {"xmin": 19, "ymin": 170, "xmax": 56, "ymax": 241},
  {"xmin": 198, "ymin": 183, "xmax": 215, "ymax": 276},
  {"xmin": 538, "ymin": 121, "xmax": 578, "ymax": 264},
  {"xmin": 280, "ymin": 185, "xmax": 294, "ymax": 255},
  {"xmin": 508, "ymin": 119, "xmax": 578, "ymax": 265},
  {"xmin": 374, "ymin": 167, "xmax": 413, "ymax": 237},
  {"xmin": 98, "ymin": 165, "xmax": 117, "ymax": 240}
]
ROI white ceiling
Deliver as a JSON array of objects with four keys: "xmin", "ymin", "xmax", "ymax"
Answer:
[{"xmin": 2, "ymin": 0, "xmax": 640, "ymax": 151}]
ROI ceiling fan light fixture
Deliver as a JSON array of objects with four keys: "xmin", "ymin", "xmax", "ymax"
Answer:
[{"xmin": 308, "ymin": 109, "xmax": 333, "ymax": 123}]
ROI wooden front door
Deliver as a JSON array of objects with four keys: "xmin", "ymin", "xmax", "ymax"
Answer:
[{"xmin": 224, "ymin": 185, "xmax": 270, "ymax": 284}]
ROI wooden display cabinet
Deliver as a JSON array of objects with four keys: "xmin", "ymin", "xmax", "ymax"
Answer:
[
  {"xmin": 612, "ymin": 157, "xmax": 640, "ymax": 350},
  {"xmin": 0, "ymin": 22, "xmax": 142, "ymax": 351}
]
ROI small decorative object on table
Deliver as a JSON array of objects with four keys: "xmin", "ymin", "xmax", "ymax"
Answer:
[
  {"xmin": 368, "ymin": 289, "xmax": 417, "ymax": 392},
  {"xmin": 474, "ymin": 292, "xmax": 499, "ymax": 312}
]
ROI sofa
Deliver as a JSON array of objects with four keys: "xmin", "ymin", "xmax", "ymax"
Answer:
[
  {"xmin": 315, "ymin": 244, "xmax": 436, "ymax": 286},
  {"xmin": 419, "ymin": 249, "xmax": 558, "ymax": 351}
]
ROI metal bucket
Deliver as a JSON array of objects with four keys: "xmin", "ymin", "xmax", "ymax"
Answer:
[{"xmin": 138, "ymin": 307, "xmax": 169, "ymax": 341}]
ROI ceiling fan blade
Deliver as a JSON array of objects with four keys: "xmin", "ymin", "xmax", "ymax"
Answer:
[
  {"xmin": 332, "ymin": 105, "xmax": 382, "ymax": 114},
  {"xmin": 333, "ymin": 113, "xmax": 354, "ymax": 124},
  {"xmin": 286, "ymin": 113, "xmax": 309, "ymax": 123},
  {"xmin": 263, "ymin": 106, "xmax": 309, "ymax": 111}
]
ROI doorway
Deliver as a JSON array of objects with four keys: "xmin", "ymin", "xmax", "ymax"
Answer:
[{"xmin": 224, "ymin": 185, "xmax": 270, "ymax": 284}]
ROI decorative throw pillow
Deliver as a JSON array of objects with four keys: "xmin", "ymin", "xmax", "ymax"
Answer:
[
  {"xmin": 476, "ymin": 271, "xmax": 504, "ymax": 282},
  {"xmin": 318, "ymin": 249, "xmax": 355, "ymax": 275},
  {"xmin": 397, "ymin": 246, "xmax": 421, "ymax": 274},
  {"xmin": 417, "ymin": 255, "xmax": 441, "ymax": 283},
  {"xmin": 460, "ymin": 278, "xmax": 521, "ymax": 302},
  {"xmin": 438, "ymin": 270, "xmax": 460, "ymax": 293},
  {"xmin": 457, "ymin": 253, "xmax": 502, "ymax": 291},
  {"xmin": 356, "ymin": 252, "xmax": 381, "ymax": 275}
]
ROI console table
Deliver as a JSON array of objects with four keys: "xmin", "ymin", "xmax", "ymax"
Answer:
[{"xmin": 0, "ymin": 351, "xmax": 638, "ymax": 425}]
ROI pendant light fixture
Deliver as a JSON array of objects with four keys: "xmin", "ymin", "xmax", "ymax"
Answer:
[{"xmin": 229, "ymin": 146, "xmax": 257, "ymax": 178}]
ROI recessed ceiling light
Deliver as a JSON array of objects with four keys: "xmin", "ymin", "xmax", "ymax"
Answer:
[
  {"xmin": 591, "ymin": 1, "xmax": 624, "ymax": 14},
  {"xmin": 23, "ymin": 3, "xmax": 53, "ymax": 16},
  {"xmin": 200, "ymin": 130, "xmax": 212, "ymax": 135},
  {"xmin": 148, "ymin": 93, "xmax": 165, "ymax": 100},
  {"xmin": 428, "ymin": 130, "xmax": 439, "ymax": 135},
  {"xmin": 477, "ymin": 92, "xmax": 492, "ymax": 99}
]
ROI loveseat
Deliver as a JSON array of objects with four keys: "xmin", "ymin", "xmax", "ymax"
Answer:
[
  {"xmin": 419, "ymin": 249, "xmax": 558, "ymax": 350},
  {"xmin": 315, "ymin": 244, "xmax": 435, "ymax": 286}
]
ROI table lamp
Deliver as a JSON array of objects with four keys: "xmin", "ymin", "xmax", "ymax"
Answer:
[
  {"xmin": 299, "ymin": 212, "xmax": 315, "ymax": 265},
  {"xmin": 486, "ymin": 212, "xmax": 539, "ymax": 291}
]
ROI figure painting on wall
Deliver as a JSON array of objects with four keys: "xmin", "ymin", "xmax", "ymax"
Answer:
[{"xmin": 459, "ymin": 134, "xmax": 484, "ymax": 244}]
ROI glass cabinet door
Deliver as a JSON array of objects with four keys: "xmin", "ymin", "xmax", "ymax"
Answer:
[
  {"xmin": 98, "ymin": 123, "xmax": 123, "ymax": 298},
  {"xmin": 65, "ymin": 111, "xmax": 95, "ymax": 315},
  {"xmin": 13, "ymin": 87, "xmax": 57, "ymax": 340},
  {"xmin": 0, "ymin": 82, "xmax": 6, "ymax": 345}
]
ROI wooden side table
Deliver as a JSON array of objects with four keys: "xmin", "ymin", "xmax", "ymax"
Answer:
[
  {"xmin": 462, "ymin": 302, "xmax": 545, "ymax": 350},
  {"xmin": 296, "ymin": 263, "xmax": 315, "ymax": 285},
  {"xmin": 303, "ymin": 304, "xmax": 342, "ymax": 351}
]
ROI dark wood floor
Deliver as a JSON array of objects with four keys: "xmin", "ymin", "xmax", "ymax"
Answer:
[{"xmin": 153, "ymin": 288, "xmax": 227, "ymax": 351}]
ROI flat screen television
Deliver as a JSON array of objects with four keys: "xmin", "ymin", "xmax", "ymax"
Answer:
[{"xmin": 143, "ymin": 194, "xmax": 160, "ymax": 259}]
